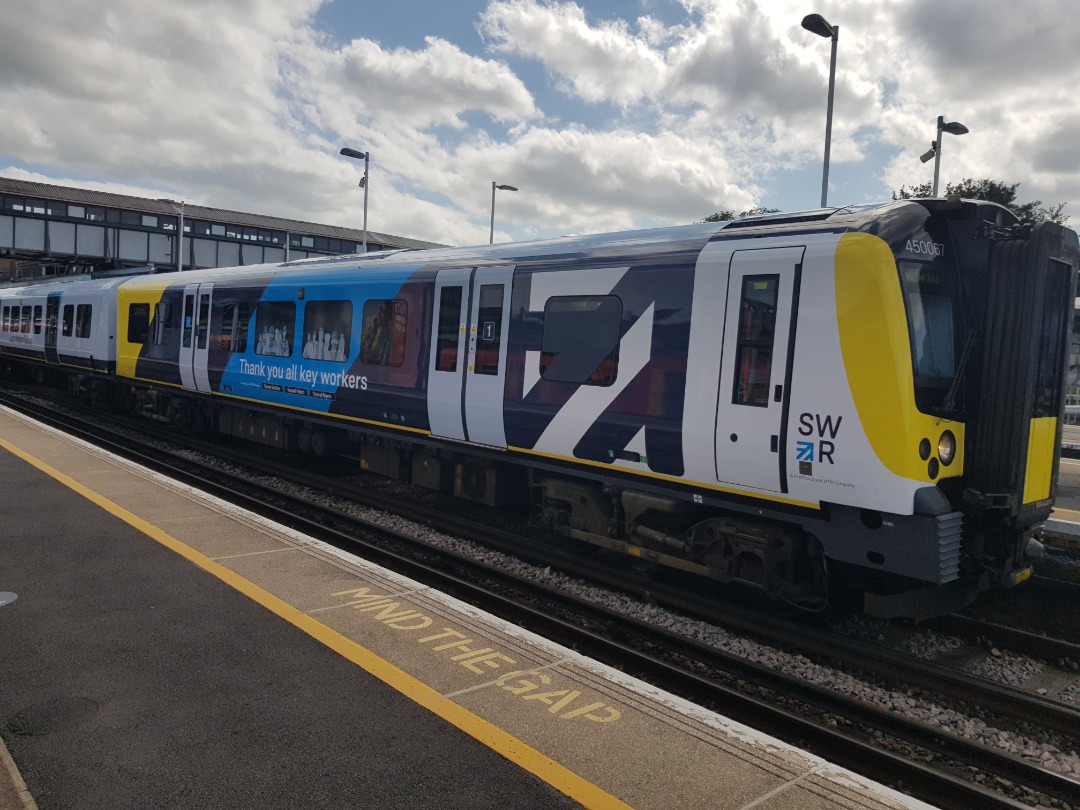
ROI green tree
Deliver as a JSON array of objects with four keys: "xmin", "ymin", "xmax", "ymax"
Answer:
[
  {"xmin": 701, "ymin": 206, "xmax": 780, "ymax": 223},
  {"xmin": 893, "ymin": 179, "xmax": 1068, "ymax": 225}
]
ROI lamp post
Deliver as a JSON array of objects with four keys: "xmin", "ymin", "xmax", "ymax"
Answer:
[
  {"xmin": 921, "ymin": 116, "xmax": 969, "ymax": 197},
  {"xmin": 801, "ymin": 13, "xmax": 838, "ymax": 208},
  {"xmin": 158, "ymin": 198, "xmax": 185, "ymax": 271},
  {"xmin": 339, "ymin": 147, "xmax": 369, "ymax": 252},
  {"xmin": 490, "ymin": 182, "xmax": 517, "ymax": 244}
]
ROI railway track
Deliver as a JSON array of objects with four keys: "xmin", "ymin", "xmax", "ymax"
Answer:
[{"xmin": 3, "ymin": 389, "xmax": 1078, "ymax": 808}]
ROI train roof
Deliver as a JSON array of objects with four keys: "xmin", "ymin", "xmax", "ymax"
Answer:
[
  {"xmin": 113, "ymin": 199, "xmax": 940, "ymax": 288},
  {"xmin": 0, "ymin": 275, "xmax": 131, "ymax": 297},
  {"xmin": 11, "ymin": 198, "xmax": 1015, "ymax": 294}
]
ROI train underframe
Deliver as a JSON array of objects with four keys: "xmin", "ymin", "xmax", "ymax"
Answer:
[
  {"xmin": 54, "ymin": 373, "xmax": 830, "ymax": 608},
  {"xmin": 11, "ymin": 367, "xmax": 1016, "ymax": 619}
]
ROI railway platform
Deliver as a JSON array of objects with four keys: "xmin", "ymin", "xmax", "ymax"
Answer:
[{"xmin": 0, "ymin": 406, "xmax": 933, "ymax": 809}]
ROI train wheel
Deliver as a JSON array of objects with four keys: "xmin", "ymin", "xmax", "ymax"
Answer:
[
  {"xmin": 297, "ymin": 425, "xmax": 312, "ymax": 454},
  {"xmin": 310, "ymin": 427, "xmax": 332, "ymax": 457},
  {"xmin": 461, "ymin": 462, "xmax": 488, "ymax": 501}
]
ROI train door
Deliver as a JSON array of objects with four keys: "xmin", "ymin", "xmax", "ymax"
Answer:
[
  {"xmin": 715, "ymin": 247, "xmax": 803, "ymax": 492},
  {"xmin": 179, "ymin": 282, "xmax": 214, "ymax": 393},
  {"xmin": 44, "ymin": 292, "xmax": 60, "ymax": 364},
  {"xmin": 426, "ymin": 265, "xmax": 514, "ymax": 447}
]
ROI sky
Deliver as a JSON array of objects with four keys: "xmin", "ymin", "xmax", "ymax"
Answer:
[{"xmin": 1, "ymin": 0, "xmax": 1078, "ymax": 247}]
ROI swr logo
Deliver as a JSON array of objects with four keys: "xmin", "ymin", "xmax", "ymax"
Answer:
[{"xmin": 797, "ymin": 412, "xmax": 842, "ymax": 464}]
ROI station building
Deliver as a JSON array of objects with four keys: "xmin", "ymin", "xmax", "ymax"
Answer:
[{"xmin": 0, "ymin": 176, "xmax": 444, "ymax": 284}]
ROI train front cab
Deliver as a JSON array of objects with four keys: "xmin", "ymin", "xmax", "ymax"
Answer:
[{"xmin": 857, "ymin": 200, "xmax": 1080, "ymax": 616}]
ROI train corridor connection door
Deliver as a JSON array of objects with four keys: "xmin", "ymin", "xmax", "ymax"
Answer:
[
  {"xmin": 179, "ymin": 282, "xmax": 214, "ymax": 393},
  {"xmin": 715, "ymin": 247, "xmax": 803, "ymax": 492},
  {"xmin": 44, "ymin": 292, "xmax": 60, "ymax": 364},
  {"xmin": 426, "ymin": 266, "xmax": 513, "ymax": 447}
]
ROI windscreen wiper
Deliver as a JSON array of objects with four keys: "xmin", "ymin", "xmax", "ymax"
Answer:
[{"xmin": 935, "ymin": 328, "xmax": 976, "ymax": 417}]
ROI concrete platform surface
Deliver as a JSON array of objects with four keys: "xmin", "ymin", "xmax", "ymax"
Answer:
[{"xmin": 0, "ymin": 406, "xmax": 935, "ymax": 809}]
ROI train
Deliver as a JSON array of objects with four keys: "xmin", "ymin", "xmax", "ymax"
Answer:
[{"xmin": 2, "ymin": 197, "xmax": 1076, "ymax": 619}]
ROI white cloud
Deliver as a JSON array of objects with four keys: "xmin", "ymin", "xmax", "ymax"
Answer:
[
  {"xmin": 307, "ymin": 35, "xmax": 540, "ymax": 130},
  {"xmin": 439, "ymin": 126, "xmax": 759, "ymax": 238},
  {"xmin": 480, "ymin": 1, "xmax": 670, "ymax": 106}
]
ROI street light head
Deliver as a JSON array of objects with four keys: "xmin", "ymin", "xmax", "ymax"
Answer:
[
  {"xmin": 340, "ymin": 148, "xmax": 370, "ymax": 250},
  {"xmin": 496, "ymin": 184, "xmax": 518, "ymax": 192},
  {"xmin": 941, "ymin": 121, "xmax": 969, "ymax": 136},
  {"xmin": 801, "ymin": 13, "xmax": 836, "ymax": 39},
  {"xmin": 920, "ymin": 144, "xmax": 937, "ymax": 164}
]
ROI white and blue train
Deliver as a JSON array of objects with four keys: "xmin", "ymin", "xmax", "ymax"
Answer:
[{"xmin": 2, "ymin": 198, "xmax": 1076, "ymax": 618}]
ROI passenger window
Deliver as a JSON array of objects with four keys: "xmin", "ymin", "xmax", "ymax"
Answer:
[
  {"xmin": 33, "ymin": 306, "xmax": 42, "ymax": 334},
  {"xmin": 21, "ymin": 306, "xmax": 32, "ymax": 333},
  {"xmin": 62, "ymin": 305, "xmax": 74, "ymax": 337},
  {"xmin": 220, "ymin": 302, "xmax": 250, "ymax": 354},
  {"xmin": 540, "ymin": 295, "xmax": 621, "ymax": 386},
  {"xmin": 1, "ymin": 305, "xmax": 9, "ymax": 331},
  {"xmin": 435, "ymin": 286, "xmax": 463, "ymax": 372},
  {"xmin": 733, "ymin": 275, "xmax": 778, "ymax": 407},
  {"xmin": 75, "ymin": 304, "xmax": 92, "ymax": 339},
  {"xmin": 254, "ymin": 301, "xmax": 295, "ymax": 357},
  {"xmin": 360, "ymin": 299, "xmax": 407, "ymax": 367},
  {"xmin": 301, "ymin": 300, "xmax": 352, "ymax": 362},
  {"xmin": 128, "ymin": 304, "xmax": 150, "ymax": 344}
]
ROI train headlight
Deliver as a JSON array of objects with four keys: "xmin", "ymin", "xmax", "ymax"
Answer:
[{"xmin": 938, "ymin": 430, "xmax": 956, "ymax": 466}]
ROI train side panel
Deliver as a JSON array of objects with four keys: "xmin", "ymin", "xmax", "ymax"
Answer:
[
  {"xmin": 1, "ymin": 286, "xmax": 47, "ymax": 364},
  {"xmin": 504, "ymin": 250, "xmax": 696, "ymax": 477},
  {"xmin": 2, "ymin": 280, "xmax": 118, "ymax": 374},
  {"xmin": 118, "ymin": 262, "xmax": 438, "ymax": 431},
  {"xmin": 111, "ymin": 229, "xmax": 958, "ymax": 520},
  {"xmin": 500, "ymin": 230, "xmax": 949, "ymax": 516}
]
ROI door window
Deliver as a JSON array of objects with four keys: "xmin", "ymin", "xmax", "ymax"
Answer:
[
  {"xmin": 435, "ymin": 287, "xmax": 463, "ymax": 372},
  {"xmin": 732, "ymin": 275, "xmax": 778, "ymax": 406},
  {"xmin": 474, "ymin": 284, "xmax": 503, "ymax": 376}
]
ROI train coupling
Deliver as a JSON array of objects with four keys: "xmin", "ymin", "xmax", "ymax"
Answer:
[
  {"xmin": 1007, "ymin": 566, "xmax": 1033, "ymax": 586},
  {"xmin": 999, "ymin": 533, "xmax": 1044, "ymax": 588}
]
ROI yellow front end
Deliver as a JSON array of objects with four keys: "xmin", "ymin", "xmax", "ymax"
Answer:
[
  {"xmin": 834, "ymin": 233, "xmax": 965, "ymax": 489},
  {"xmin": 116, "ymin": 281, "xmax": 171, "ymax": 381}
]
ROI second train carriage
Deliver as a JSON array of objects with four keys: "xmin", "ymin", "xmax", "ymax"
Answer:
[
  {"xmin": 3, "ymin": 198, "xmax": 1077, "ymax": 618},
  {"xmin": 0, "ymin": 277, "xmax": 121, "ymax": 377}
]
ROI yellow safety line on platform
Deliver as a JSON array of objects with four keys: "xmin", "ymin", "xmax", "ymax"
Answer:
[{"xmin": 0, "ymin": 437, "xmax": 630, "ymax": 810}]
